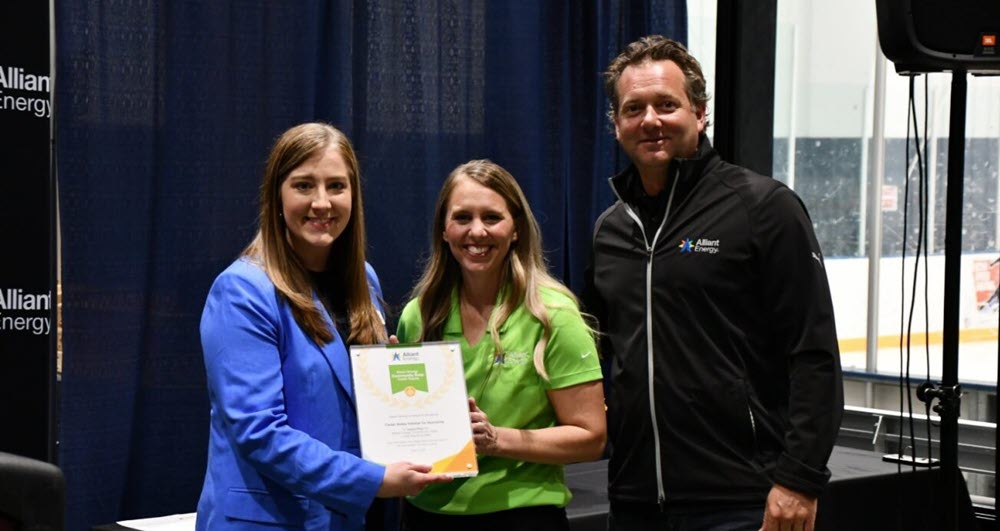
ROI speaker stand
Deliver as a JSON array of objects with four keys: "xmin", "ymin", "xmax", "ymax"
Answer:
[{"xmin": 918, "ymin": 68, "xmax": 967, "ymax": 531}]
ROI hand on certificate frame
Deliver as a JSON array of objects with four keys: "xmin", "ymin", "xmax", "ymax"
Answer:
[
  {"xmin": 469, "ymin": 397, "xmax": 499, "ymax": 455},
  {"xmin": 376, "ymin": 462, "xmax": 452, "ymax": 498}
]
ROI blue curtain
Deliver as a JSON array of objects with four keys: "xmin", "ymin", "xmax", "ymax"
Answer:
[{"xmin": 55, "ymin": 2, "xmax": 686, "ymax": 530}]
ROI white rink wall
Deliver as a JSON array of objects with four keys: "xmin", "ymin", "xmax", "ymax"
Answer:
[{"xmin": 828, "ymin": 253, "xmax": 998, "ymax": 342}]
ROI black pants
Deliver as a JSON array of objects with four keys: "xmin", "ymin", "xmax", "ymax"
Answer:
[
  {"xmin": 402, "ymin": 500, "xmax": 571, "ymax": 531},
  {"xmin": 366, "ymin": 498, "xmax": 401, "ymax": 531},
  {"xmin": 608, "ymin": 501, "xmax": 762, "ymax": 531}
]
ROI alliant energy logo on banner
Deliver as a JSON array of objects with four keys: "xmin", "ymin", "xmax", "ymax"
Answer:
[
  {"xmin": 0, "ymin": 65, "xmax": 51, "ymax": 118},
  {"xmin": 1, "ymin": 1, "xmax": 54, "ymax": 461},
  {"xmin": 0, "ymin": 288, "xmax": 52, "ymax": 336}
]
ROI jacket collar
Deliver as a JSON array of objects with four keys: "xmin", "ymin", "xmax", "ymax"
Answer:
[{"xmin": 610, "ymin": 133, "xmax": 720, "ymax": 202}]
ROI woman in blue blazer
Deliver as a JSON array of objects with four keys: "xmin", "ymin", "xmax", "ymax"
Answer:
[{"xmin": 196, "ymin": 123, "xmax": 449, "ymax": 531}]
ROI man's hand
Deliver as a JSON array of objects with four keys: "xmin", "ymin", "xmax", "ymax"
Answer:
[{"xmin": 760, "ymin": 484, "xmax": 817, "ymax": 531}]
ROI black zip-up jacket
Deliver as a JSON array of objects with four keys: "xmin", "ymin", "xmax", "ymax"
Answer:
[{"xmin": 584, "ymin": 136, "xmax": 844, "ymax": 508}]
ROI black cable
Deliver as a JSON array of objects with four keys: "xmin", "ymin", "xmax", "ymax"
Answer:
[
  {"xmin": 919, "ymin": 75, "xmax": 940, "ymax": 517},
  {"xmin": 921, "ymin": 74, "xmax": 933, "ymax": 463},
  {"xmin": 894, "ymin": 76, "xmax": 917, "ymax": 531},
  {"xmin": 904, "ymin": 74, "xmax": 922, "ymax": 470},
  {"xmin": 898, "ymin": 75, "xmax": 912, "ymax": 474}
]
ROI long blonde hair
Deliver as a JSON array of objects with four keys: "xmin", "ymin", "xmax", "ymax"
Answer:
[
  {"xmin": 410, "ymin": 160, "xmax": 581, "ymax": 380},
  {"xmin": 245, "ymin": 122, "xmax": 386, "ymax": 346}
]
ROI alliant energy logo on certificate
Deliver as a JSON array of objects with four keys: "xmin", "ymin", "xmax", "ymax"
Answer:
[{"xmin": 350, "ymin": 341, "xmax": 478, "ymax": 478}]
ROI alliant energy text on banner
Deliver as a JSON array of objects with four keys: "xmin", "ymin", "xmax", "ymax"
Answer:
[
  {"xmin": 0, "ymin": 288, "xmax": 52, "ymax": 336},
  {"xmin": 0, "ymin": 64, "xmax": 51, "ymax": 118}
]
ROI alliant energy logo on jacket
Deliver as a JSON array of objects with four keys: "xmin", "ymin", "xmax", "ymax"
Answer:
[
  {"xmin": 0, "ymin": 64, "xmax": 51, "ymax": 118},
  {"xmin": 678, "ymin": 238, "xmax": 720, "ymax": 254},
  {"xmin": 0, "ymin": 288, "xmax": 52, "ymax": 336}
]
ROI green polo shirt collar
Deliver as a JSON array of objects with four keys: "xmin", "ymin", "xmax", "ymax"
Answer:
[{"xmin": 443, "ymin": 284, "xmax": 513, "ymax": 337}]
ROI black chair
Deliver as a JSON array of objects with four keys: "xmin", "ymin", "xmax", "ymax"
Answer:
[{"xmin": 0, "ymin": 452, "xmax": 64, "ymax": 531}]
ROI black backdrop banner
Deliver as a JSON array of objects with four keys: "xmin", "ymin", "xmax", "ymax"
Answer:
[
  {"xmin": 0, "ymin": 1, "xmax": 55, "ymax": 462},
  {"xmin": 55, "ymin": 1, "xmax": 685, "ymax": 530}
]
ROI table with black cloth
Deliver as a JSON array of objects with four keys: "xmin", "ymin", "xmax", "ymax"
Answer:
[
  {"xmin": 93, "ymin": 447, "xmax": 977, "ymax": 531},
  {"xmin": 563, "ymin": 445, "xmax": 978, "ymax": 531}
]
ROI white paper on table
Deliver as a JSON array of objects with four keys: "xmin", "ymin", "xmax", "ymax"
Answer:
[{"xmin": 117, "ymin": 513, "xmax": 196, "ymax": 531}]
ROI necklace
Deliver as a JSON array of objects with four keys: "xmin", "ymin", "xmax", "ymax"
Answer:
[
  {"xmin": 459, "ymin": 296, "xmax": 493, "ymax": 346},
  {"xmin": 462, "ymin": 298, "xmax": 502, "ymax": 401},
  {"xmin": 460, "ymin": 296, "xmax": 492, "ymax": 321}
]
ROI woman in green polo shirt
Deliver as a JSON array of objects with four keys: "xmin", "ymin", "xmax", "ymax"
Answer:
[{"xmin": 395, "ymin": 159, "xmax": 606, "ymax": 531}]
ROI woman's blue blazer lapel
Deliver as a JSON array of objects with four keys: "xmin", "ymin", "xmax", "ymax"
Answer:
[{"xmin": 310, "ymin": 292, "xmax": 356, "ymax": 402}]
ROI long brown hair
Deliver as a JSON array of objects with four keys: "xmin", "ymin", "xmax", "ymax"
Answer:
[
  {"xmin": 244, "ymin": 122, "xmax": 386, "ymax": 346},
  {"xmin": 410, "ymin": 160, "xmax": 582, "ymax": 379}
]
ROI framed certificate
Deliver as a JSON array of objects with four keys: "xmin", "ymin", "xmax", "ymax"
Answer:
[{"xmin": 350, "ymin": 341, "xmax": 478, "ymax": 478}]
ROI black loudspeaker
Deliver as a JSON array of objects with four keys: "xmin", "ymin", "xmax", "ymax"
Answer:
[{"xmin": 876, "ymin": 0, "xmax": 1000, "ymax": 74}]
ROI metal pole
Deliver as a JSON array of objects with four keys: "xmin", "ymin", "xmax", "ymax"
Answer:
[
  {"xmin": 47, "ymin": 0, "xmax": 59, "ymax": 465},
  {"xmin": 865, "ymin": 44, "xmax": 888, "ymax": 396},
  {"xmin": 941, "ymin": 68, "xmax": 966, "ymax": 530}
]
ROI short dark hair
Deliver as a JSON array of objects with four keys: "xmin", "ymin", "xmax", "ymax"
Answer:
[{"xmin": 604, "ymin": 35, "xmax": 710, "ymax": 124}]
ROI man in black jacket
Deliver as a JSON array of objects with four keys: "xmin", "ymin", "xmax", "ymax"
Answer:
[{"xmin": 584, "ymin": 35, "xmax": 843, "ymax": 531}]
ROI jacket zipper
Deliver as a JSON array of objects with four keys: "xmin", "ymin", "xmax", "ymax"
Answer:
[
  {"xmin": 612, "ymin": 173, "xmax": 679, "ymax": 508},
  {"xmin": 744, "ymin": 381, "xmax": 757, "ymax": 445}
]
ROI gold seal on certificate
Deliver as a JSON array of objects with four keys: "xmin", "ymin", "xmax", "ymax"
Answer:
[{"xmin": 350, "ymin": 341, "xmax": 478, "ymax": 478}]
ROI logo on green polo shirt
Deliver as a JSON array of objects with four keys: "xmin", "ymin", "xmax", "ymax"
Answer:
[
  {"xmin": 389, "ymin": 363, "xmax": 428, "ymax": 395},
  {"xmin": 504, "ymin": 351, "xmax": 529, "ymax": 366}
]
